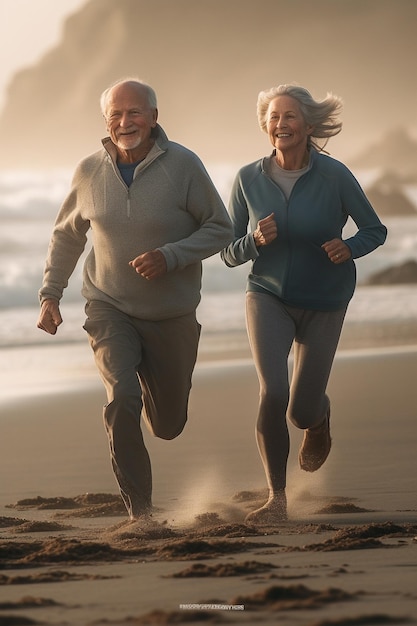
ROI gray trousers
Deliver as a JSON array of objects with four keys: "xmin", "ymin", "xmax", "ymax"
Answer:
[
  {"xmin": 83, "ymin": 300, "xmax": 200, "ymax": 518},
  {"xmin": 246, "ymin": 291, "xmax": 347, "ymax": 493}
]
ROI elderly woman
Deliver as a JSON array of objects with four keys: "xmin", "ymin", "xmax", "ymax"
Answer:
[{"xmin": 221, "ymin": 84, "xmax": 387, "ymax": 524}]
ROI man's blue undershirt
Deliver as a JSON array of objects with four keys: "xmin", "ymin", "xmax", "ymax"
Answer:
[{"xmin": 118, "ymin": 160, "xmax": 142, "ymax": 186}]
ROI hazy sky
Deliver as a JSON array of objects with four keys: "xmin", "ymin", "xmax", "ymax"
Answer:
[{"xmin": 0, "ymin": 0, "xmax": 86, "ymax": 111}]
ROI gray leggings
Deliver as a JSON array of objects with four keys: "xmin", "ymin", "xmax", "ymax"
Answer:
[
  {"xmin": 246, "ymin": 291, "xmax": 347, "ymax": 493},
  {"xmin": 83, "ymin": 300, "xmax": 200, "ymax": 518}
]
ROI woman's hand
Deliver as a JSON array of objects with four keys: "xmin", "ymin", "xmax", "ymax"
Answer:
[
  {"xmin": 253, "ymin": 213, "xmax": 278, "ymax": 247},
  {"xmin": 322, "ymin": 239, "xmax": 352, "ymax": 264}
]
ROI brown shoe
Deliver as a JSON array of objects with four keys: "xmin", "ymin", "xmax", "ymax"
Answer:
[{"xmin": 299, "ymin": 407, "xmax": 331, "ymax": 472}]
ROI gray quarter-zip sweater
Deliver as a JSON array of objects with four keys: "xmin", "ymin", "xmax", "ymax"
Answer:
[{"xmin": 39, "ymin": 125, "xmax": 233, "ymax": 320}]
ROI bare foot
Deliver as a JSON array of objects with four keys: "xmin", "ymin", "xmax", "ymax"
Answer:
[{"xmin": 245, "ymin": 491, "xmax": 287, "ymax": 525}]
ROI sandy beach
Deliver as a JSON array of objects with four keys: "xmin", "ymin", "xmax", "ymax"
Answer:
[{"xmin": 1, "ymin": 329, "xmax": 417, "ymax": 625}]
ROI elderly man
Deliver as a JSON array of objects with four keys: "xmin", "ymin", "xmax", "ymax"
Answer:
[{"xmin": 38, "ymin": 78, "xmax": 232, "ymax": 522}]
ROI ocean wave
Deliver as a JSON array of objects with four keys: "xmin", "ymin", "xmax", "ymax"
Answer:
[
  {"xmin": 1, "ymin": 285, "xmax": 417, "ymax": 349},
  {"xmin": 1, "ymin": 168, "xmax": 417, "ymax": 348}
]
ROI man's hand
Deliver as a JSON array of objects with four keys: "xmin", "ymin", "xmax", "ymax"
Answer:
[
  {"xmin": 129, "ymin": 249, "xmax": 167, "ymax": 280},
  {"xmin": 37, "ymin": 299, "xmax": 63, "ymax": 335},
  {"xmin": 253, "ymin": 213, "xmax": 278, "ymax": 247},
  {"xmin": 322, "ymin": 239, "xmax": 352, "ymax": 264}
]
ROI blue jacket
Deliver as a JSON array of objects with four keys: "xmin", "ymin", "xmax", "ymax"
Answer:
[{"xmin": 221, "ymin": 150, "xmax": 387, "ymax": 311}]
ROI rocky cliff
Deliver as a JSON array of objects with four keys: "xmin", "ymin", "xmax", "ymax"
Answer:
[{"xmin": 1, "ymin": 0, "xmax": 417, "ymax": 168}]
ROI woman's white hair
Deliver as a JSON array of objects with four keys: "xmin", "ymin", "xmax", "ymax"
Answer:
[
  {"xmin": 100, "ymin": 78, "xmax": 158, "ymax": 116},
  {"xmin": 257, "ymin": 84, "xmax": 343, "ymax": 152}
]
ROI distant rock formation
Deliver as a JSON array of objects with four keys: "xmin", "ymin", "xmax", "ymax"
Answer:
[
  {"xmin": 365, "ymin": 171, "xmax": 417, "ymax": 216},
  {"xmin": 349, "ymin": 128, "xmax": 417, "ymax": 181},
  {"xmin": 366, "ymin": 260, "xmax": 417, "ymax": 285},
  {"xmin": 1, "ymin": 0, "xmax": 417, "ymax": 168}
]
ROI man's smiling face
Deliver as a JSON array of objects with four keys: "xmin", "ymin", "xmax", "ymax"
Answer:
[{"xmin": 104, "ymin": 82, "xmax": 158, "ymax": 163}]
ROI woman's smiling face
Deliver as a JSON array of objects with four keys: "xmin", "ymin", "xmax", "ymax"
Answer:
[{"xmin": 266, "ymin": 95, "xmax": 312, "ymax": 155}]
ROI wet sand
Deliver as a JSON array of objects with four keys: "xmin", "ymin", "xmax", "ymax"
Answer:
[{"xmin": 0, "ymin": 337, "xmax": 416, "ymax": 625}]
